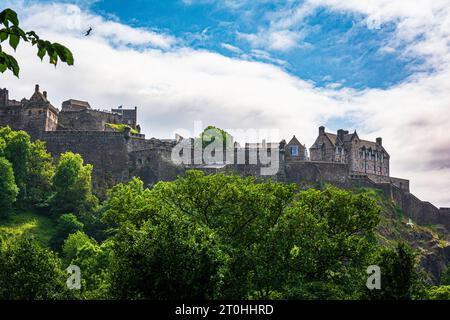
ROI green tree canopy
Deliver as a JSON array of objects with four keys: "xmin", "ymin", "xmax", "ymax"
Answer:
[
  {"xmin": 366, "ymin": 242, "xmax": 425, "ymax": 300},
  {"xmin": 50, "ymin": 213, "xmax": 84, "ymax": 251},
  {"xmin": 26, "ymin": 140, "xmax": 55, "ymax": 208},
  {"xmin": 196, "ymin": 125, "xmax": 233, "ymax": 149},
  {"xmin": 50, "ymin": 152, "xmax": 95, "ymax": 217},
  {"xmin": 109, "ymin": 212, "xmax": 228, "ymax": 300},
  {"xmin": 0, "ymin": 236, "xmax": 68, "ymax": 299},
  {"xmin": 273, "ymin": 187, "xmax": 381, "ymax": 299},
  {"xmin": 0, "ymin": 126, "xmax": 31, "ymax": 198},
  {"xmin": 0, "ymin": 156, "xmax": 19, "ymax": 217},
  {"xmin": 63, "ymin": 231, "xmax": 113, "ymax": 299}
]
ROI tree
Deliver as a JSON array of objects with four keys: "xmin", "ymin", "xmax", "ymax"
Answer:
[
  {"xmin": 273, "ymin": 186, "xmax": 381, "ymax": 299},
  {"xmin": 102, "ymin": 176, "xmax": 231, "ymax": 299},
  {"xmin": 0, "ymin": 156, "xmax": 19, "ymax": 217},
  {"xmin": 131, "ymin": 170, "xmax": 297, "ymax": 299},
  {"xmin": 0, "ymin": 8, "xmax": 73, "ymax": 77},
  {"xmin": 196, "ymin": 125, "xmax": 233, "ymax": 149},
  {"xmin": 63, "ymin": 231, "xmax": 113, "ymax": 299},
  {"xmin": 0, "ymin": 236, "xmax": 69, "ymax": 299},
  {"xmin": 366, "ymin": 242, "xmax": 425, "ymax": 300},
  {"xmin": 0, "ymin": 127, "xmax": 31, "ymax": 199},
  {"xmin": 109, "ymin": 212, "xmax": 229, "ymax": 300},
  {"xmin": 25, "ymin": 140, "xmax": 55, "ymax": 208},
  {"xmin": 50, "ymin": 213, "xmax": 84, "ymax": 251},
  {"xmin": 50, "ymin": 152, "xmax": 96, "ymax": 217}
]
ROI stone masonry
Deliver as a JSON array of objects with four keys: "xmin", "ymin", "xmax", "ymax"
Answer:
[{"xmin": 1, "ymin": 85, "xmax": 449, "ymax": 230}]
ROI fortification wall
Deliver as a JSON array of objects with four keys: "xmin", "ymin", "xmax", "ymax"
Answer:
[
  {"xmin": 364, "ymin": 173, "xmax": 410, "ymax": 192},
  {"xmin": 42, "ymin": 131, "xmax": 131, "ymax": 191},
  {"xmin": 128, "ymin": 140, "xmax": 183, "ymax": 186},
  {"xmin": 284, "ymin": 161, "xmax": 349, "ymax": 185},
  {"xmin": 58, "ymin": 109, "xmax": 124, "ymax": 131}
]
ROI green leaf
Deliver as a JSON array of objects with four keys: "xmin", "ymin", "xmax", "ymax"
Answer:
[
  {"xmin": 53, "ymin": 43, "xmax": 74, "ymax": 65},
  {"xmin": 0, "ymin": 9, "xmax": 19, "ymax": 27},
  {"xmin": 37, "ymin": 47, "xmax": 46, "ymax": 60},
  {"xmin": 0, "ymin": 50, "xmax": 20, "ymax": 77},
  {"xmin": 0, "ymin": 63, "xmax": 7, "ymax": 73},
  {"xmin": 9, "ymin": 34, "xmax": 19, "ymax": 50},
  {"xmin": 9, "ymin": 54, "xmax": 20, "ymax": 77},
  {"xmin": 0, "ymin": 30, "xmax": 7, "ymax": 42}
]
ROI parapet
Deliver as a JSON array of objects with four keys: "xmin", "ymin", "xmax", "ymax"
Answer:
[{"xmin": 62, "ymin": 99, "xmax": 92, "ymax": 112}]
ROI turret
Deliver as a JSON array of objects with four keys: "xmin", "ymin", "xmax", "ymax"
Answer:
[{"xmin": 0, "ymin": 88, "xmax": 8, "ymax": 107}]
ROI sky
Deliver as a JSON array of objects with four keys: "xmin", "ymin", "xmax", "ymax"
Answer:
[{"xmin": 1, "ymin": 0, "xmax": 450, "ymax": 207}]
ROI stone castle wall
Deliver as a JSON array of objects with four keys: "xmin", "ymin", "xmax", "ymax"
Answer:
[
  {"xmin": 58, "ymin": 109, "xmax": 124, "ymax": 131},
  {"xmin": 42, "ymin": 131, "xmax": 132, "ymax": 190}
]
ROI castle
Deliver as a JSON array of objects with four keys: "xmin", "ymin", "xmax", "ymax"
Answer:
[{"xmin": 1, "ymin": 85, "xmax": 449, "ymax": 230}]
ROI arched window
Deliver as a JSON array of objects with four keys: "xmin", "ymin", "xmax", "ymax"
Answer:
[{"xmin": 291, "ymin": 145, "xmax": 299, "ymax": 156}]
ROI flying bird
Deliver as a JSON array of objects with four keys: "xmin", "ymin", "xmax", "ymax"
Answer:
[{"xmin": 85, "ymin": 27, "xmax": 93, "ymax": 36}]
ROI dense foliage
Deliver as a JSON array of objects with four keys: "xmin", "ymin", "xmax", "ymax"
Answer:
[{"xmin": 0, "ymin": 127, "xmax": 447, "ymax": 300}]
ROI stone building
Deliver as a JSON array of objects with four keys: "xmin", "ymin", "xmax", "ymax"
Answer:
[
  {"xmin": 0, "ymin": 85, "xmax": 58, "ymax": 139},
  {"xmin": 309, "ymin": 126, "xmax": 390, "ymax": 176},
  {"xmin": 285, "ymin": 135, "xmax": 307, "ymax": 161},
  {"xmin": 0, "ymin": 85, "xmax": 138, "ymax": 137}
]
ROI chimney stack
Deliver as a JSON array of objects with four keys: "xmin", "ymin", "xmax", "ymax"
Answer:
[
  {"xmin": 35, "ymin": 84, "xmax": 39, "ymax": 93},
  {"xmin": 43, "ymin": 91, "xmax": 47, "ymax": 99},
  {"xmin": 319, "ymin": 126, "xmax": 325, "ymax": 135},
  {"xmin": 337, "ymin": 129, "xmax": 345, "ymax": 142},
  {"xmin": 376, "ymin": 137, "xmax": 382, "ymax": 146}
]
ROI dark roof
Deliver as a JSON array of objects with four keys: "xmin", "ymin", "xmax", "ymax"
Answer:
[
  {"xmin": 63, "ymin": 99, "xmax": 91, "ymax": 109},
  {"xmin": 325, "ymin": 132, "xmax": 355, "ymax": 145}
]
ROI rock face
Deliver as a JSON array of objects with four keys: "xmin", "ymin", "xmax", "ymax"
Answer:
[
  {"xmin": 419, "ymin": 244, "xmax": 450, "ymax": 284},
  {"xmin": 377, "ymin": 204, "xmax": 450, "ymax": 284}
]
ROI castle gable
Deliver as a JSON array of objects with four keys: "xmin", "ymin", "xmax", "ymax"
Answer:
[{"xmin": 286, "ymin": 135, "xmax": 307, "ymax": 160}]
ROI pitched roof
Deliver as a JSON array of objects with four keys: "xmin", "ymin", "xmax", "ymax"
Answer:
[
  {"xmin": 325, "ymin": 132, "xmax": 355, "ymax": 145},
  {"xmin": 287, "ymin": 135, "xmax": 304, "ymax": 147},
  {"xmin": 29, "ymin": 91, "xmax": 48, "ymax": 103}
]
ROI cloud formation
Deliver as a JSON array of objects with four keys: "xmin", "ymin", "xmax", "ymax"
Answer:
[{"xmin": 1, "ymin": 1, "xmax": 450, "ymax": 207}]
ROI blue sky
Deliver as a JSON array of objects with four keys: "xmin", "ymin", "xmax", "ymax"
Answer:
[
  {"xmin": 39, "ymin": 0, "xmax": 425, "ymax": 89},
  {"xmin": 3, "ymin": 0, "xmax": 450, "ymax": 206}
]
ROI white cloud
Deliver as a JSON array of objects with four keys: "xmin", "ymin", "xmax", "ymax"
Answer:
[
  {"xmin": 238, "ymin": 29, "xmax": 305, "ymax": 52},
  {"xmin": 220, "ymin": 43, "xmax": 242, "ymax": 54},
  {"xmin": 2, "ymin": 2, "xmax": 450, "ymax": 207}
]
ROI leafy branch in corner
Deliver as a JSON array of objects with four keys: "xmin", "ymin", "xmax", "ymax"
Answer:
[{"xmin": 0, "ymin": 8, "xmax": 74, "ymax": 77}]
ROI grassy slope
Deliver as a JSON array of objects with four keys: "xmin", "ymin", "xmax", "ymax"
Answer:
[{"xmin": 0, "ymin": 211, "xmax": 57, "ymax": 246}]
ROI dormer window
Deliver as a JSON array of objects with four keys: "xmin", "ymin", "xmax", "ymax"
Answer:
[{"xmin": 291, "ymin": 145, "xmax": 299, "ymax": 156}]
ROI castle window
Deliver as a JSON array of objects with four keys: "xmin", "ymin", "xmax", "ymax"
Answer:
[
  {"xmin": 291, "ymin": 145, "xmax": 299, "ymax": 156},
  {"xmin": 28, "ymin": 110, "xmax": 32, "ymax": 116}
]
